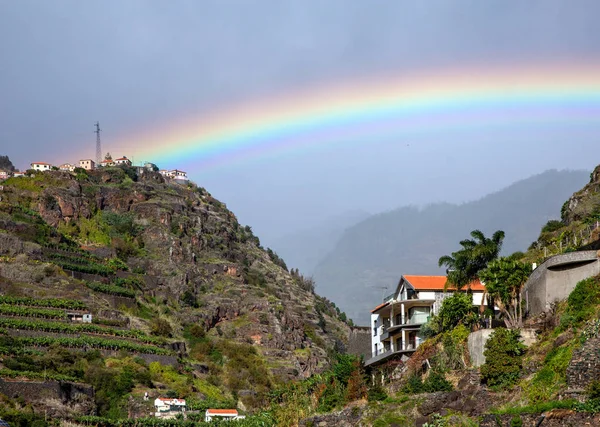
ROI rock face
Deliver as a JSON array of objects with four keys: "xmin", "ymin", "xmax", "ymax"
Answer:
[
  {"xmin": 0, "ymin": 169, "xmax": 351, "ymax": 382},
  {"xmin": 480, "ymin": 412, "xmax": 600, "ymax": 427},
  {"xmin": 566, "ymin": 335, "xmax": 600, "ymax": 393},
  {"xmin": 299, "ymin": 405, "xmax": 365, "ymax": 427}
]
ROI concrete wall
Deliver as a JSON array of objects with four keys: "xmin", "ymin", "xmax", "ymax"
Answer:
[
  {"xmin": 468, "ymin": 329, "xmax": 494, "ymax": 368},
  {"xmin": 522, "ymin": 251, "xmax": 600, "ymax": 316},
  {"xmin": 468, "ymin": 328, "xmax": 537, "ymax": 368},
  {"xmin": 347, "ymin": 327, "xmax": 372, "ymax": 361}
]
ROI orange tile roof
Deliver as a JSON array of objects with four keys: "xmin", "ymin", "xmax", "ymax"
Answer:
[
  {"xmin": 206, "ymin": 409, "xmax": 238, "ymax": 415},
  {"xmin": 370, "ymin": 301, "xmax": 390, "ymax": 313},
  {"xmin": 403, "ymin": 275, "xmax": 485, "ymax": 291}
]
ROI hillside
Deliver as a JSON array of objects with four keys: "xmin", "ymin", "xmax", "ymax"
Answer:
[
  {"xmin": 523, "ymin": 164, "xmax": 600, "ymax": 263},
  {"xmin": 312, "ymin": 169, "xmax": 589, "ymax": 325},
  {"xmin": 0, "ymin": 166, "xmax": 351, "ymax": 423}
]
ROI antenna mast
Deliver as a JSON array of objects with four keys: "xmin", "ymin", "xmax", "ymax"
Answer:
[{"xmin": 94, "ymin": 122, "xmax": 102, "ymax": 164}]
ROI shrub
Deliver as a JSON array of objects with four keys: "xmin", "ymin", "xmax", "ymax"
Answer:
[
  {"xmin": 438, "ymin": 292, "xmax": 475, "ymax": 332},
  {"xmin": 367, "ymin": 384, "xmax": 388, "ymax": 402},
  {"xmin": 542, "ymin": 220, "xmax": 564, "ymax": 233},
  {"xmin": 563, "ymin": 276, "xmax": 600, "ymax": 326},
  {"xmin": 480, "ymin": 328, "xmax": 526, "ymax": 389},
  {"xmin": 150, "ymin": 318, "xmax": 173, "ymax": 337},
  {"xmin": 423, "ymin": 370, "xmax": 453, "ymax": 392}
]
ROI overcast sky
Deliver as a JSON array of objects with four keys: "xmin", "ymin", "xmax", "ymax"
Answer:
[{"xmin": 1, "ymin": 0, "xmax": 600, "ymax": 243}]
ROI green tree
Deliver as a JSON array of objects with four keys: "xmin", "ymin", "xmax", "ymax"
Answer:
[
  {"xmin": 438, "ymin": 229, "xmax": 505, "ymax": 290},
  {"xmin": 479, "ymin": 258, "xmax": 531, "ymax": 328},
  {"xmin": 437, "ymin": 292, "xmax": 475, "ymax": 332},
  {"xmin": 480, "ymin": 328, "xmax": 526, "ymax": 389}
]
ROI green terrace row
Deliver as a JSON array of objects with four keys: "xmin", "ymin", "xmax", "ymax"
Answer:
[
  {"xmin": 85, "ymin": 282, "xmax": 136, "ymax": 298},
  {"xmin": 0, "ymin": 296, "xmax": 87, "ymax": 310},
  {"xmin": 6, "ymin": 335, "xmax": 173, "ymax": 355},
  {"xmin": 0, "ymin": 368, "xmax": 78, "ymax": 383},
  {"xmin": 0, "ymin": 304, "xmax": 66, "ymax": 319},
  {"xmin": 0, "ymin": 318, "xmax": 167, "ymax": 345},
  {"xmin": 49, "ymin": 257, "xmax": 114, "ymax": 276}
]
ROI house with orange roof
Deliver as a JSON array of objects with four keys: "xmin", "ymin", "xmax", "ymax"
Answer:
[
  {"xmin": 154, "ymin": 397, "xmax": 186, "ymax": 418},
  {"xmin": 365, "ymin": 275, "xmax": 486, "ymax": 367},
  {"xmin": 114, "ymin": 156, "xmax": 132, "ymax": 166},
  {"xmin": 204, "ymin": 408, "xmax": 245, "ymax": 422}
]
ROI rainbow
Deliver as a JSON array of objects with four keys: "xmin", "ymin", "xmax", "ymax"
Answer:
[{"xmin": 111, "ymin": 62, "xmax": 600, "ymax": 172}]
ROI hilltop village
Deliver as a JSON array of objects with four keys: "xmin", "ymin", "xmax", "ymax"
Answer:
[{"xmin": 0, "ymin": 153, "xmax": 188, "ymax": 183}]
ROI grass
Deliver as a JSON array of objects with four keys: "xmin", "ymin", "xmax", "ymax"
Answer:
[{"xmin": 491, "ymin": 400, "xmax": 577, "ymax": 415}]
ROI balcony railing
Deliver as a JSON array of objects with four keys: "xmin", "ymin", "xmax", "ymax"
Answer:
[{"xmin": 369, "ymin": 341, "xmax": 420, "ymax": 359}]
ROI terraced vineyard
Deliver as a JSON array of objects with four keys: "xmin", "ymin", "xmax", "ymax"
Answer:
[
  {"xmin": 0, "ymin": 296, "xmax": 171, "ymax": 355},
  {"xmin": 14, "ymin": 336, "xmax": 172, "ymax": 355},
  {"xmin": 0, "ymin": 296, "xmax": 87, "ymax": 310},
  {"xmin": 0, "ymin": 318, "xmax": 166, "ymax": 345}
]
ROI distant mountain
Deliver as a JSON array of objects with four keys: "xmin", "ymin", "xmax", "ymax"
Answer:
[
  {"xmin": 271, "ymin": 210, "xmax": 370, "ymax": 275},
  {"xmin": 312, "ymin": 169, "xmax": 590, "ymax": 325}
]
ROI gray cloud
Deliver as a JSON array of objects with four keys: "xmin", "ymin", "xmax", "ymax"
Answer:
[{"xmin": 1, "ymin": 0, "xmax": 599, "ymax": 242}]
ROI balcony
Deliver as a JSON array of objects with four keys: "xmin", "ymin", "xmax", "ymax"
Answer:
[
  {"xmin": 380, "ymin": 316, "xmax": 430, "ymax": 340},
  {"xmin": 365, "ymin": 341, "xmax": 421, "ymax": 366}
]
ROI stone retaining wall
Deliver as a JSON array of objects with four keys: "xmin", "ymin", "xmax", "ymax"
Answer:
[
  {"xmin": 566, "ymin": 336, "xmax": 600, "ymax": 392},
  {"xmin": 347, "ymin": 327, "xmax": 371, "ymax": 361},
  {"xmin": 0, "ymin": 378, "xmax": 93, "ymax": 403}
]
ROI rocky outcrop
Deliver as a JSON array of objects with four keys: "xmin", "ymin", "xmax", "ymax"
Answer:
[
  {"xmin": 299, "ymin": 405, "xmax": 365, "ymax": 427},
  {"xmin": 480, "ymin": 411, "xmax": 600, "ymax": 426},
  {"xmin": 0, "ymin": 169, "xmax": 351, "ymax": 382},
  {"xmin": 566, "ymin": 335, "xmax": 600, "ymax": 394}
]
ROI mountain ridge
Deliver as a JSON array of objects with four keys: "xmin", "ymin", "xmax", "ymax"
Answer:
[{"xmin": 311, "ymin": 168, "xmax": 589, "ymax": 324}]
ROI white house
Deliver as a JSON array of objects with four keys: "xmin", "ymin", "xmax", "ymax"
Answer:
[
  {"xmin": 79, "ymin": 159, "xmax": 96, "ymax": 170},
  {"xmin": 154, "ymin": 398, "xmax": 186, "ymax": 418},
  {"xmin": 100, "ymin": 153, "xmax": 115, "ymax": 167},
  {"xmin": 30, "ymin": 162, "xmax": 52, "ymax": 172},
  {"xmin": 366, "ymin": 275, "xmax": 486, "ymax": 367},
  {"xmin": 114, "ymin": 156, "xmax": 132, "ymax": 166},
  {"xmin": 0, "ymin": 170, "xmax": 9, "ymax": 180},
  {"xmin": 12, "ymin": 171, "xmax": 25, "ymax": 178},
  {"xmin": 67, "ymin": 312, "xmax": 92, "ymax": 323},
  {"xmin": 168, "ymin": 169, "xmax": 188, "ymax": 182},
  {"xmin": 204, "ymin": 409, "xmax": 245, "ymax": 422},
  {"xmin": 59, "ymin": 163, "xmax": 75, "ymax": 172}
]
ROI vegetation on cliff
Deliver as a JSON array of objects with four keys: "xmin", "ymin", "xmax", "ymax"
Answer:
[{"xmin": 0, "ymin": 162, "xmax": 353, "ymax": 424}]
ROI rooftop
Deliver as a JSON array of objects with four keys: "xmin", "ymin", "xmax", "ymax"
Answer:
[
  {"xmin": 206, "ymin": 409, "xmax": 238, "ymax": 415},
  {"xmin": 404, "ymin": 275, "xmax": 485, "ymax": 291}
]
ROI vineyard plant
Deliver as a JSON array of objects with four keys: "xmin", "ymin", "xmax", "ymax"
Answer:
[
  {"xmin": 14, "ymin": 335, "xmax": 173, "ymax": 355},
  {"xmin": 0, "ymin": 296, "xmax": 86, "ymax": 310},
  {"xmin": 0, "ymin": 318, "xmax": 166, "ymax": 345}
]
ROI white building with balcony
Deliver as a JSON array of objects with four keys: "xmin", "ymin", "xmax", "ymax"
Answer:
[{"xmin": 365, "ymin": 275, "xmax": 486, "ymax": 367}]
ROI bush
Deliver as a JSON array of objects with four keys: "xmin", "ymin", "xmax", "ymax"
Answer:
[
  {"xmin": 150, "ymin": 318, "xmax": 173, "ymax": 337},
  {"xmin": 423, "ymin": 371, "xmax": 453, "ymax": 392},
  {"xmin": 480, "ymin": 328, "xmax": 526, "ymax": 389},
  {"xmin": 438, "ymin": 292, "xmax": 475, "ymax": 332},
  {"xmin": 367, "ymin": 384, "xmax": 388, "ymax": 402},
  {"xmin": 563, "ymin": 276, "xmax": 600, "ymax": 326},
  {"xmin": 542, "ymin": 220, "xmax": 564, "ymax": 233}
]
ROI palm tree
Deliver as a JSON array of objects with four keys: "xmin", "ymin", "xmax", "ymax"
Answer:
[{"xmin": 438, "ymin": 229, "xmax": 505, "ymax": 291}]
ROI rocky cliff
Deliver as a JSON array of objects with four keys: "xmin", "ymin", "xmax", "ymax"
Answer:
[{"xmin": 0, "ymin": 167, "xmax": 351, "ymax": 419}]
